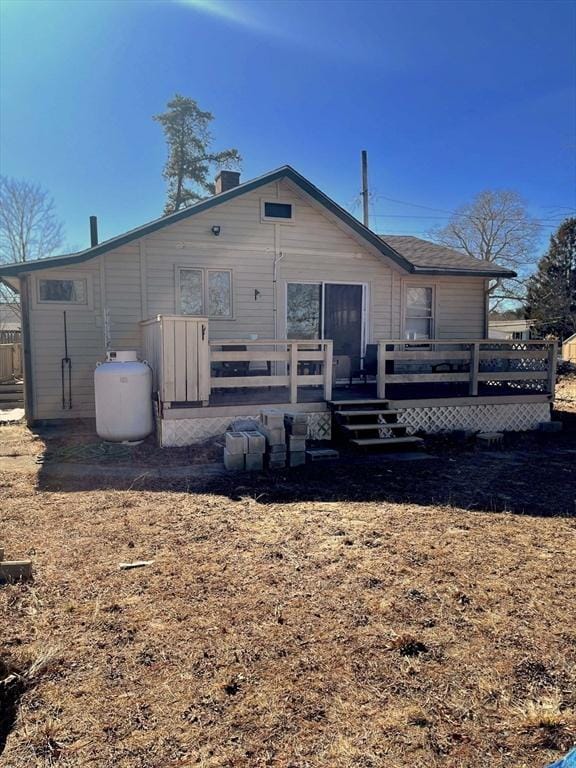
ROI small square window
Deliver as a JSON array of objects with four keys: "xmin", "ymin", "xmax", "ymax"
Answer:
[
  {"xmin": 263, "ymin": 201, "xmax": 293, "ymax": 220},
  {"xmin": 38, "ymin": 278, "xmax": 87, "ymax": 304}
]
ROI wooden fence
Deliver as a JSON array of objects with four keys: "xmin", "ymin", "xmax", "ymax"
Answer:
[
  {"xmin": 0, "ymin": 343, "xmax": 22, "ymax": 382},
  {"xmin": 377, "ymin": 339, "xmax": 556, "ymax": 399}
]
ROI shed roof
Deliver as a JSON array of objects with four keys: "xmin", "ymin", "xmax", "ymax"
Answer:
[{"xmin": 0, "ymin": 166, "xmax": 515, "ymax": 280}]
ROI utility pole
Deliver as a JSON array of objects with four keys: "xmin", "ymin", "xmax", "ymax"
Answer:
[{"xmin": 361, "ymin": 150, "xmax": 369, "ymax": 228}]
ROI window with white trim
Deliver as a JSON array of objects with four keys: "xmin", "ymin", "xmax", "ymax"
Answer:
[
  {"xmin": 261, "ymin": 200, "xmax": 294, "ymax": 222},
  {"xmin": 38, "ymin": 278, "xmax": 87, "ymax": 304},
  {"xmin": 405, "ymin": 286, "xmax": 434, "ymax": 340},
  {"xmin": 178, "ymin": 267, "xmax": 232, "ymax": 318}
]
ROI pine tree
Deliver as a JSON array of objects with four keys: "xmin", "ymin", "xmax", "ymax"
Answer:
[
  {"xmin": 525, "ymin": 218, "xmax": 576, "ymax": 339},
  {"xmin": 154, "ymin": 95, "xmax": 241, "ymax": 215}
]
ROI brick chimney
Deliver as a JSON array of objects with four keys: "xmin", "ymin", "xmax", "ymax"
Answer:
[{"xmin": 215, "ymin": 170, "xmax": 240, "ymax": 195}]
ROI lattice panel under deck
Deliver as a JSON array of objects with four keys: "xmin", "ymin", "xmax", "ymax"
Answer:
[
  {"xmin": 398, "ymin": 402, "xmax": 550, "ymax": 435},
  {"xmin": 160, "ymin": 411, "xmax": 331, "ymax": 447}
]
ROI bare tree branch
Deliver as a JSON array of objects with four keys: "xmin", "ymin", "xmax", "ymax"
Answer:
[
  {"xmin": 0, "ymin": 176, "xmax": 65, "ymax": 322},
  {"xmin": 429, "ymin": 190, "xmax": 541, "ymax": 310}
]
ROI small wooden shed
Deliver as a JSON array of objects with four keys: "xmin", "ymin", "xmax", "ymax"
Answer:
[{"xmin": 562, "ymin": 333, "xmax": 576, "ymax": 364}]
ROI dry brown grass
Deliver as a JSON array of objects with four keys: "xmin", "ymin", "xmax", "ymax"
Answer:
[{"xmin": 1, "ymin": 378, "xmax": 575, "ymax": 767}]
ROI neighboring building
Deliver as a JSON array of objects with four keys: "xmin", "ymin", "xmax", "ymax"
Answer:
[
  {"xmin": 562, "ymin": 333, "xmax": 576, "ymax": 364},
  {"xmin": 0, "ymin": 302, "xmax": 21, "ymax": 332},
  {"xmin": 489, "ymin": 319, "xmax": 534, "ymax": 340},
  {"xmin": 0, "ymin": 165, "xmax": 554, "ymax": 440}
]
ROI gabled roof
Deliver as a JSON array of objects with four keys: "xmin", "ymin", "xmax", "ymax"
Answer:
[{"xmin": 0, "ymin": 165, "xmax": 515, "ymax": 279}]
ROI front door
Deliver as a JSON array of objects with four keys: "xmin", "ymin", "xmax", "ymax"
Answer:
[{"xmin": 323, "ymin": 283, "xmax": 364, "ymax": 380}]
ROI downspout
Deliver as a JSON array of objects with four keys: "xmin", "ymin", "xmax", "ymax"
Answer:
[
  {"xmin": 273, "ymin": 251, "xmax": 285, "ymax": 339},
  {"xmin": 19, "ymin": 274, "xmax": 35, "ymax": 425},
  {"xmin": 483, "ymin": 279, "xmax": 490, "ymax": 338},
  {"xmin": 272, "ymin": 216, "xmax": 286, "ymax": 340}
]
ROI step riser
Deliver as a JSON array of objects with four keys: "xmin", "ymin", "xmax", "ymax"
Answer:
[{"xmin": 339, "ymin": 423, "xmax": 407, "ymax": 432}]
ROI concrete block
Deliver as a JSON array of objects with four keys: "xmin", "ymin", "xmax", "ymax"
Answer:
[
  {"xmin": 268, "ymin": 444, "xmax": 287, "ymax": 455},
  {"xmin": 245, "ymin": 432, "xmax": 266, "ymax": 454},
  {"xmin": 230, "ymin": 418, "xmax": 260, "ymax": 433},
  {"xmin": 261, "ymin": 409, "xmax": 285, "ymax": 429},
  {"xmin": 284, "ymin": 414, "xmax": 308, "ymax": 436},
  {"xmin": 476, "ymin": 432, "xmax": 504, "ymax": 448},
  {"xmin": 224, "ymin": 449, "xmax": 245, "ymax": 471},
  {"xmin": 266, "ymin": 453, "xmax": 286, "ymax": 469},
  {"xmin": 289, "ymin": 451, "xmax": 306, "ymax": 467},
  {"xmin": 306, "ymin": 448, "xmax": 339, "ymax": 462},
  {"xmin": 259, "ymin": 425, "xmax": 285, "ymax": 445},
  {"xmin": 288, "ymin": 436, "xmax": 306, "ymax": 452},
  {"xmin": 0, "ymin": 561, "xmax": 33, "ymax": 584},
  {"xmin": 245, "ymin": 453, "xmax": 264, "ymax": 471},
  {"xmin": 225, "ymin": 432, "xmax": 248, "ymax": 455},
  {"xmin": 538, "ymin": 421, "xmax": 563, "ymax": 433}
]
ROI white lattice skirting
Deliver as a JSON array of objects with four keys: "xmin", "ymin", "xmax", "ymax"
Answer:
[
  {"xmin": 398, "ymin": 402, "xmax": 551, "ymax": 435},
  {"xmin": 160, "ymin": 411, "xmax": 332, "ymax": 447}
]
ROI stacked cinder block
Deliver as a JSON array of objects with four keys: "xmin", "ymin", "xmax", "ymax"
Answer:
[
  {"xmin": 259, "ymin": 410, "xmax": 287, "ymax": 469},
  {"xmin": 224, "ymin": 430, "xmax": 266, "ymax": 471},
  {"xmin": 284, "ymin": 412, "xmax": 308, "ymax": 467}
]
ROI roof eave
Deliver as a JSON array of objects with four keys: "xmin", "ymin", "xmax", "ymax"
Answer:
[
  {"xmin": 411, "ymin": 266, "xmax": 517, "ymax": 278},
  {"xmin": 0, "ymin": 165, "xmax": 416, "ymax": 277}
]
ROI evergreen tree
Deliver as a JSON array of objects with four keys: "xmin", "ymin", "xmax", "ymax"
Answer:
[
  {"xmin": 525, "ymin": 218, "xmax": 576, "ymax": 339},
  {"xmin": 154, "ymin": 95, "xmax": 241, "ymax": 215}
]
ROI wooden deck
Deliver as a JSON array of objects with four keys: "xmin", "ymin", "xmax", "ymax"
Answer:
[{"xmin": 141, "ymin": 316, "xmax": 557, "ymax": 417}]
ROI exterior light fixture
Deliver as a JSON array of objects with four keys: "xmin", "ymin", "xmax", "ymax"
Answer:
[{"xmin": 211, "ymin": 225, "xmax": 221, "ymax": 236}]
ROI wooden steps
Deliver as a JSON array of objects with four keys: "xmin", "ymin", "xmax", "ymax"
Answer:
[
  {"xmin": 351, "ymin": 436, "xmax": 424, "ymax": 448},
  {"xmin": 339, "ymin": 422, "xmax": 408, "ymax": 433},
  {"xmin": 328, "ymin": 397, "xmax": 424, "ymax": 454},
  {"xmin": 328, "ymin": 399, "xmax": 389, "ymax": 408},
  {"xmin": 0, "ymin": 383, "xmax": 24, "ymax": 409}
]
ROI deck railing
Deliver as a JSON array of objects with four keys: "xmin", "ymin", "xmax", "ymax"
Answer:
[
  {"xmin": 376, "ymin": 339, "xmax": 556, "ymax": 399},
  {"xmin": 209, "ymin": 339, "xmax": 333, "ymax": 404}
]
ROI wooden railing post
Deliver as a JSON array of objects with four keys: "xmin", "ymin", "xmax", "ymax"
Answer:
[
  {"xmin": 377, "ymin": 341, "xmax": 387, "ymax": 399},
  {"xmin": 289, "ymin": 342, "xmax": 298, "ymax": 403},
  {"xmin": 469, "ymin": 342, "xmax": 479, "ymax": 396},
  {"xmin": 547, "ymin": 341, "xmax": 557, "ymax": 396},
  {"xmin": 323, "ymin": 340, "xmax": 333, "ymax": 402}
]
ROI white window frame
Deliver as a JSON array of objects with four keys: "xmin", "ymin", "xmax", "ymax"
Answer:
[
  {"xmin": 402, "ymin": 282, "xmax": 436, "ymax": 341},
  {"xmin": 33, "ymin": 272, "xmax": 93, "ymax": 310},
  {"xmin": 176, "ymin": 266, "xmax": 234, "ymax": 320},
  {"xmin": 261, "ymin": 199, "xmax": 295, "ymax": 224}
]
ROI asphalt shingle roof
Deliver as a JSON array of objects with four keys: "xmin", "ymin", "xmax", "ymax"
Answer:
[{"xmin": 379, "ymin": 235, "xmax": 515, "ymax": 276}]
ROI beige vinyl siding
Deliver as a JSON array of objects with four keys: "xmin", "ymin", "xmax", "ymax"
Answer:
[
  {"xmin": 435, "ymin": 278, "xmax": 486, "ymax": 338},
  {"xmin": 102, "ymin": 244, "xmax": 143, "ymax": 352},
  {"xmin": 28, "ymin": 262, "xmax": 103, "ymax": 419},
  {"xmin": 24, "ymin": 178, "xmax": 487, "ymax": 420}
]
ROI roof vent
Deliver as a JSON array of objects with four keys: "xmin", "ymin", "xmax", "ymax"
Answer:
[{"xmin": 214, "ymin": 170, "xmax": 240, "ymax": 195}]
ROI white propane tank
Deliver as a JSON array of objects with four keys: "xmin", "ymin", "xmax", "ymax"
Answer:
[{"xmin": 95, "ymin": 351, "xmax": 153, "ymax": 442}]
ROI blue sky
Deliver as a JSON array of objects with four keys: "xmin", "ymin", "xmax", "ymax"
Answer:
[{"xmin": 1, "ymin": 0, "xmax": 575, "ymax": 254}]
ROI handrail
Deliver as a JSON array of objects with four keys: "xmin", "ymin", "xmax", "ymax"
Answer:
[
  {"xmin": 208, "ymin": 339, "xmax": 333, "ymax": 403},
  {"xmin": 377, "ymin": 338, "xmax": 556, "ymax": 399}
]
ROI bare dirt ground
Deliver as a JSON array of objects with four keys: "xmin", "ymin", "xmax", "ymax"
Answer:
[{"xmin": 1, "ymin": 376, "xmax": 575, "ymax": 768}]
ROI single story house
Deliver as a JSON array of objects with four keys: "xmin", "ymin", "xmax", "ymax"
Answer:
[
  {"xmin": 0, "ymin": 166, "xmax": 556, "ymax": 444},
  {"xmin": 488, "ymin": 318, "xmax": 534, "ymax": 340}
]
